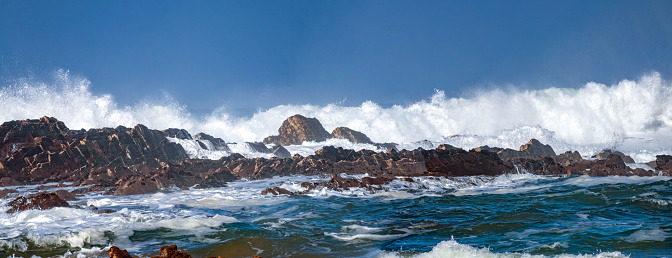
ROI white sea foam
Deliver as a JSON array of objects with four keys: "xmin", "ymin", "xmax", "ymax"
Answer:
[
  {"xmin": 623, "ymin": 228, "xmax": 669, "ymax": 242},
  {"xmin": 562, "ymin": 175, "xmax": 672, "ymax": 188},
  {"xmin": 377, "ymin": 238, "xmax": 629, "ymax": 258},
  {"xmin": 2, "ymin": 70, "xmax": 672, "ymax": 160}
]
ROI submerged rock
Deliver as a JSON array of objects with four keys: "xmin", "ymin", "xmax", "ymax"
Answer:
[
  {"xmin": 263, "ymin": 114, "xmax": 332, "ymax": 146},
  {"xmin": 7, "ymin": 192, "xmax": 69, "ymax": 213}
]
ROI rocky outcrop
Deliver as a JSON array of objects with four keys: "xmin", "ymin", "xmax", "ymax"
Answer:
[
  {"xmin": 108, "ymin": 246, "xmax": 133, "ymax": 258},
  {"xmin": 194, "ymin": 133, "xmax": 230, "ymax": 152},
  {"xmin": 556, "ymin": 151, "xmax": 585, "ymax": 166},
  {"xmin": 263, "ymin": 115, "xmax": 332, "ymax": 146},
  {"xmin": 496, "ymin": 139, "xmax": 556, "ymax": 161},
  {"xmin": 0, "ymin": 117, "xmax": 235, "ymax": 196},
  {"xmin": 654, "ymin": 155, "xmax": 672, "ymax": 174},
  {"xmin": 331, "ymin": 127, "xmax": 373, "ymax": 144},
  {"xmin": 6, "ymin": 192, "xmax": 69, "ymax": 213},
  {"xmin": 423, "ymin": 145, "xmax": 513, "ymax": 177},
  {"xmin": 272, "ymin": 145, "xmax": 291, "ymax": 159},
  {"xmin": 593, "ymin": 150, "xmax": 635, "ymax": 163},
  {"xmin": 151, "ymin": 244, "xmax": 192, "ymax": 258}
]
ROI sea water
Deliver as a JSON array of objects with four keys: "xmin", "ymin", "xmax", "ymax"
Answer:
[
  {"xmin": 1, "ymin": 174, "xmax": 671, "ymax": 257},
  {"xmin": 2, "ymin": 70, "xmax": 672, "ymax": 257}
]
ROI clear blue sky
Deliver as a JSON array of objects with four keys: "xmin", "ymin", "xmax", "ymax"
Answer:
[{"xmin": 1, "ymin": 0, "xmax": 671, "ymax": 116}]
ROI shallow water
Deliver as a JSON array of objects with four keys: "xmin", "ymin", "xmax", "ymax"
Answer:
[{"xmin": 1, "ymin": 174, "xmax": 671, "ymax": 258}]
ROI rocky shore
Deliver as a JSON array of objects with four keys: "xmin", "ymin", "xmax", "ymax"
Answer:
[{"xmin": 1, "ymin": 115, "xmax": 671, "ymax": 211}]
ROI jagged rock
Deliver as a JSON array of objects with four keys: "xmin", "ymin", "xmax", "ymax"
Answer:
[
  {"xmin": 496, "ymin": 139, "xmax": 556, "ymax": 161},
  {"xmin": 556, "ymin": 151, "xmax": 584, "ymax": 166},
  {"xmin": 150, "ymin": 244, "xmax": 192, "ymax": 258},
  {"xmin": 108, "ymin": 246, "xmax": 133, "ymax": 258},
  {"xmin": 163, "ymin": 128, "xmax": 193, "ymax": 140},
  {"xmin": 424, "ymin": 145, "xmax": 513, "ymax": 177},
  {"xmin": 245, "ymin": 142, "xmax": 272, "ymax": 153},
  {"xmin": 7, "ymin": 192, "xmax": 69, "ymax": 213},
  {"xmin": 566, "ymin": 154, "xmax": 636, "ymax": 176},
  {"xmin": 473, "ymin": 145, "xmax": 503, "ymax": 153},
  {"xmin": 331, "ymin": 127, "xmax": 373, "ymax": 144},
  {"xmin": 655, "ymin": 155, "xmax": 672, "ymax": 174},
  {"xmin": 272, "ymin": 145, "xmax": 291, "ymax": 159},
  {"xmin": 374, "ymin": 142, "xmax": 398, "ymax": 151},
  {"xmin": 594, "ymin": 150, "xmax": 635, "ymax": 163},
  {"xmin": 512, "ymin": 157, "xmax": 565, "ymax": 175},
  {"xmin": 263, "ymin": 114, "xmax": 332, "ymax": 145},
  {"xmin": 194, "ymin": 133, "xmax": 230, "ymax": 152}
]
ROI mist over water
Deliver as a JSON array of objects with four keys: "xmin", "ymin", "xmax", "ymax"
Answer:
[{"xmin": 1, "ymin": 69, "xmax": 671, "ymax": 159}]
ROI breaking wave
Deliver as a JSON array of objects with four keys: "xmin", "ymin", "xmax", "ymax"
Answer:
[{"xmin": 2, "ymin": 69, "xmax": 672, "ymax": 158}]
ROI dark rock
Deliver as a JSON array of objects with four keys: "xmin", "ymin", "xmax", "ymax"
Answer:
[
  {"xmin": 556, "ymin": 151, "xmax": 584, "ymax": 166},
  {"xmin": 374, "ymin": 142, "xmax": 398, "ymax": 151},
  {"xmin": 593, "ymin": 150, "xmax": 635, "ymax": 163},
  {"xmin": 423, "ymin": 147, "xmax": 513, "ymax": 177},
  {"xmin": 162, "ymin": 128, "xmax": 192, "ymax": 140},
  {"xmin": 272, "ymin": 145, "xmax": 291, "ymax": 159},
  {"xmin": 263, "ymin": 114, "xmax": 332, "ymax": 145},
  {"xmin": 655, "ymin": 155, "xmax": 672, "ymax": 174},
  {"xmin": 53, "ymin": 189, "xmax": 77, "ymax": 201},
  {"xmin": 7, "ymin": 192, "xmax": 70, "ymax": 213},
  {"xmin": 512, "ymin": 157, "xmax": 565, "ymax": 176},
  {"xmin": 194, "ymin": 133, "xmax": 230, "ymax": 152},
  {"xmin": 497, "ymin": 139, "xmax": 556, "ymax": 161},
  {"xmin": 108, "ymin": 246, "xmax": 133, "ymax": 258},
  {"xmin": 331, "ymin": 127, "xmax": 373, "ymax": 144},
  {"xmin": 0, "ymin": 188, "xmax": 18, "ymax": 198},
  {"xmin": 246, "ymin": 142, "xmax": 272, "ymax": 153}
]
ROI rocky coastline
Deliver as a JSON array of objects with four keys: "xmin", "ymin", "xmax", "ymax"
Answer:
[{"xmin": 1, "ymin": 115, "xmax": 671, "ymax": 212}]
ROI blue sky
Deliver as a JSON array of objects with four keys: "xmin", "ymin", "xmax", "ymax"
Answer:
[{"xmin": 1, "ymin": 0, "xmax": 671, "ymax": 116}]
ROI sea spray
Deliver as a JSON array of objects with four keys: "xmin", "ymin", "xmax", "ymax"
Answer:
[{"xmin": 2, "ymin": 69, "xmax": 672, "ymax": 159}]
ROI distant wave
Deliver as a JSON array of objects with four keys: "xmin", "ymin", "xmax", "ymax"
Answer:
[{"xmin": 1, "ymin": 69, "xmax": 671, "ymax": 158}]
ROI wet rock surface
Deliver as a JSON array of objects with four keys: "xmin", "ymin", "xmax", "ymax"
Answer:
[
  {"xmin": 263, "ymin": 114, "xmax": 332, "ymax": 146},
  {"xmin": 0, "ymin": 116, "xmax": 667, "ymax": 197},
  {"xmin": 331, "ymin": 127, "xmax": 373, "ymax": 144},
  {"xmin": 6, "ymin": 192, "xmax": 69, "ymax": 213}
]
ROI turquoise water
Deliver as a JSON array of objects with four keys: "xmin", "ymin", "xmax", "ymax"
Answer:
[{"xmin": 1, "ymin": 174, "xmax": 671, "ymax": 257}]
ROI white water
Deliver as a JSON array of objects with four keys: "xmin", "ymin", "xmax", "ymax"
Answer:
[{"xmin": 2, "ymin": 69, "xmax": 672, "ymax": 161}]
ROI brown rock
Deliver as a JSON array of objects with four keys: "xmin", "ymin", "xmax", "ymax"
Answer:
[
  {"xmin": 263, "ymin": 114, "xmax": 332, "ymax": 145},
  {"xmin": 655, "ymin": 155, "xmax": 672, "ymax": 174},
  {"xmin": 331, "ymin": 127, "xmax": 373, "ymax": 144},
  {"xmin": 151, "ymin": 244, "xmax": 192, "ymax": 258},
  {"xmin": 556, "ymin": 151, "xmax": 584, "ymax": 166},
  {"xmin": 7, "ymin": 192, "xmax": 70, "ymax": 213},
  {"xmin": 271, "ymin": 145, "xmax": 291, "ymax": 159},
  {"xmin": 108, "ymin": 246, "xmax": 133, "ymax": 258},
  {"xmin": 424, "ymin": 146, "xmax": 512, "ymax": 176},
  {"xmin": 0, "ymin": 188, "xmax": 18, "ymax": 198},
  {"xmin": 53, "ymin": 189, "xmax": 77, "ymax": 201},
  {"xmin": 497, "ymin": 139, "xmax": 556, "ymax": 161},
  {"xmin": 593, "ymin": 150, "xmax": 635, "ymax": 163}
]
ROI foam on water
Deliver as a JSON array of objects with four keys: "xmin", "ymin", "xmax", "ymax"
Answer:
[
  {"xmin": 378, "ymin": 238, "xmax": 629, "ymax": 258},
  {"xmin": 3, "ymin": 70, "xmax": 672, "ymax": 161}
]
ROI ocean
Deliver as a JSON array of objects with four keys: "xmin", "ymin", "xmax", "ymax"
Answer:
[
  {"xmin": 1, "ymin": 174, "xmax": 671, "ymax": 257},
  {"xmin": 1, "ymin": 70, "xmax": 672, "ymax": 257}
]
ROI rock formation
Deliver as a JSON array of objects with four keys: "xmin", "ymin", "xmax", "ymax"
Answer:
[
  {"xmin": 194, "ymin": 133, "xmax": 230, "ymax": 152},
  {"xmin": 0, "ymin": 116, "xmax": 667, "ymax": 198},
  {"xmin": 331, "ymin": 127, "xmax": 373, "ymax": 144},
  {"xmin": 263, "ymin": 114, "xmax": 332, "ymax": 145},
  {"xmin": 6, "ymin": 192, "xmax": 70, "ymax": 213}
]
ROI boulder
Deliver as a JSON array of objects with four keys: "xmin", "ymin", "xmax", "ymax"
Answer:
[
  {"xmin": 593, "ymin": 150, "xmax": 635, "ymax": 163},
  {"xmin": 272, "ymin": 145, "xmax": 292, "ymax": 159},
  {"xmin": 496, "ymin": 139, "xmax": 556, "ymax": 161},
  {"xmin": 331, "ymin": 127, "xmax": 373, "ymax": 144},
  {"xmin": 151, "ymin": 244, "xmax": 192, "ymax": 258},
  {"xmin": 263, "ymin": 114, "xmax": 332, "ymax": 145},
  {"xmin": 7, "ymin": 192, "xmax": 70, "ymax": 213},
  {"xmin": 556, "ymin": 151, "xmax": 584, "ymax": 166},
  {"xmin": 655, "ymin": 155, "xmax": 672, "ymax": 174},
  {"xmin": 194, "ymin": 133, "xmax": 230, "ymax": 152},
  {"xmin": 108, "ymin": 246, "xmax": 133, "ymax": 258},
  {"xmin": 162, "ymin": 128, "xmax": 192, "ymax": 140}
]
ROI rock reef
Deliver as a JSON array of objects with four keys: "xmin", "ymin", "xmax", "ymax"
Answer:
[{"xmin": 0, "ymin": 116, "xmax": 669, "ymax": 204}]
